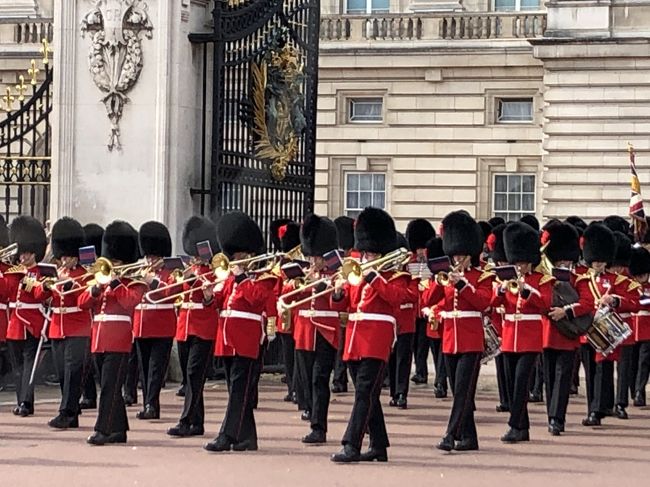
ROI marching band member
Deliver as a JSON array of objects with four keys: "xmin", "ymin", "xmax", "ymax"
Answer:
[
  {"xmin": 331, "ymin": 215, "xmax": 355, "ymax": 394},
  {"xmin": 0, "ymin": 216, "xmax": 12, "ymax": 351},
  {"xmin": 496, "ymin": 222, "xmax": 553, "ymax": 443},
  {"xmin": 205, "ymin": 211, "xmax": 277, "ymax": 452},
  {"xmin": 33, "ymin": 217, "xmax": 92, "ymax": 429},
  {"xmin": 423, "ymin": 211, "xmax": 493, "ymax": 452},
  {"xmin": 132, "ymin": 221, "xmax": 176, "ymax": 420},
  {"xmin": 78, "ymin": 221, "xmax": 142, "ymax": 445},
  {"xmin": 2, "ymin": 216, "xmax": 48, "ymax": 417},
  {"xmin": 282, "ymin": 214, "xmax": 341, "ymax": 443},
  {"xmin": 630, "ymin": 247, "xmax": 650, "ymax": 407},
  {"xmin": 330, "ymin": 207, "xmax": 415, "ymax": 463},
  {"xmin": 166, "ymin": 216, "xmax": 219, "ymax": 437},
  {"xmin": 543, "ymin": 222, "xmax": 582, "ymax": 435}
]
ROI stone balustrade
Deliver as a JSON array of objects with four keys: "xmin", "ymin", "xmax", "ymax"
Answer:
[
  {"xmin": 320, "ymin": 12, "xmax": 546, "ymax": 42},
  {"xmin": 0, "ymin": 18, "xmax": 53, "ymax": 44}
]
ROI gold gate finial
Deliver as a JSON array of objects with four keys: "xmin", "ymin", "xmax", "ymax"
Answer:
[
  {"xmin": 15, "ymin": 75, "xmax": 28, "ymax": 102},
  {"xmin": 28, "ymin": 60, "xmax": 40, "ymax": 86},
  {"xmin": 2, "ymin": 87, "xmax": 15, "ymax": 112},
  {"xmin": 40, "ymin": 38, "xmax": 52, "ymax": 65}
]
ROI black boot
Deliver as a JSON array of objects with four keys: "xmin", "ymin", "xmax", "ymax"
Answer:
[
  {"xmin": 233, "ymin": 438, "xmax": 258, "ymax": 451},
  {"xmin": 13, "ymin": 402, "xmax": 33, "ymax": 417},
  {"xmin": 167, "ymin": 423, "xmax": 192, "ymax": 437},
  {"xmin": 301, "ymin": 410, "xmax": 311, "ymax": 421},
  {"xmin": 359, "ymin": 447, "xmax": 388, "ymax": 462},
  {"xmin": 331, "ymin": 382, "xmax": 348, "ymax": 394},
  {"xmin": 495, "ymin": 404, "xmax": 510, "ymax": 413},
  {"xmin": 136, "ymin": 405, "xmax": 159, "ymax": 420},
  {"xmin": 615, "ymin": 405, "xmax": 628, "ymax": 419},
  {"xmin": 388, "ymin": 397, "xmax": 397, "ymax": 407},
  {"xmin": 436, "ymin": 435, "xmax": 455, "ymax": 452},
  {"xmin": 433, "ymin": 386, "xmax": 447, "ymax": 399},
  {"xmin": 331, "ymin": 444, "xmax": 361, "ymax": 463},
  {"xmin": 411, "ymin": 374, "xmax": 427, "ymax": 385},
  {"xmin": 548, "ymin": 418, "xmax": 561, "ymax": 436},
  {"xmin": 175, "ymin": 386, "xmax": 185, "ymax": 397},
  {"xmin": 395, "ymin": 393, "xmax": 407, "ymax": 409},
  {"xmin": 79, "ymin": 398, "xmax": 97, "ymax": 410},
  {"xmin": 48, "ymin": 414, "xmax": 79, "ymax": 429},
  {"xmin": 87, "ymin": 431, "xmax": 127, "ymax": 445},
  {"xmin": 528, "ymin": 392, "xmax": 543, "ymax": 403},
  {"xmin": 204, "ymin": 435, "xmax": 233, "ymax": 452},
  {"xmin": 500, "ymin": 428, "xmax": 530, "ymax": 443},
  {"xmin": 581, "ymin": 412, "xmax": 601, "ymax": 426},
  {"xmin": 302, "ymin": 429, "xmax": 326, "ymax": 444},
  {"xmin": 454, "ymin": 438, "xmax": 479, "ymax": 451},
  {"xmin": 633, "ymin": 391, "xmax": 646, "ymax": 407}
]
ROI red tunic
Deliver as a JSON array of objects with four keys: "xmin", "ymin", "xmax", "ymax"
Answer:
[
  {"xmin": 634, "ymin": 283, "xmax": 650, "ymax": 342},
  {"xmin": 133, "ymin": 269, "xmax": 177, "ymax": 338},
  {"xmin": 173, "ymin": 264, "xmax": 218, "ymax": 342},
  {"xmin": 78, "ymin": 278, "xmax": 144, "ymax": 353},
  {"xmin": 0, "ymin": 262, "xmax": 10, "ymax": 341},
  {"xmin": 332, "ymin": 271, "xmax": 417, "ymax": 362},
  {"xmin": 2, "ymin": 265, "xmax": 47, "ymax": 340},
  {"xmin": 396, "ymin": 277, "xmax": 418, "ymax": 335},
  {"xmin": 421, "ymin": 268, "xmax": 494, "ymax": 354},
  {"xmin": 214, "ymin": 273, "xmax": 279, "ymax": 360},
  {"xmin": 495, "ymin": 272, "xmax": 554, "ymax": 354}
]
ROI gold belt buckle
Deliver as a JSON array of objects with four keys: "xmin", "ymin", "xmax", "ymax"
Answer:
[
  {"xmin": 514, "ymin": 313, "xmax": 523, "ymax": 320},
  {"xmin": 452, "ymin": 310, "xmax": 459, "ymax": 318},
  {"xmin": 306, "ymin": 310, "xmax": 315, "ymax": 318}
]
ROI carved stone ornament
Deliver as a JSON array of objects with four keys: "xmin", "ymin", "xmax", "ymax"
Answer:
[{"xmin": 80, "ymin": 0, "xmax": 153, "ymax": 151}]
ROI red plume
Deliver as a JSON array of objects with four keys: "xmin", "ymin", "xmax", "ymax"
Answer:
[
  {"xmin": 579, "ymin": 236, "xmax": 585, "ymax": 250},
  {"xmin": 486, "ymin": 233, "xmax": 497, "ymax": 252},
  {"xmin": 541, "ymin": 230, "xmax": 551, "ymax": 246},
  {"xmin": 278, "ymin": 224, "xmax": 288, "ymax": 240},
  {"xmin": 438, "ymin": 223, "xmax": 444, "ymax": 237}
]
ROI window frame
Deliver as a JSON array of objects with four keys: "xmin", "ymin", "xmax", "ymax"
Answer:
[
  {"xmin": 344, "ymin": 171, "xmax": 387, "ymax": 218},
  {"xmin": 493, "ymin": 0, "xmax": 541, "ymax": 12},
  {"xmin": 495, "ymin": 97, "xmax": 534, "ymax": 124},
  {"xmin": 491, "ymin": 173, "xmax": 536, "ymax": 222},
  {"xmin": 346, "ymin": 97, "xmax": 384, "ymax": 124},
  {"xmin": 344, "ymin": 0, "xmax": 390, "ymax": 14}
]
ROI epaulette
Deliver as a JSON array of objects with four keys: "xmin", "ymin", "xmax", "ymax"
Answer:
[
  {"xmin": 388, "ymin": 271, "xmax": 410, "ymax": 282},
  {"xmin": 478, "ymin": 271, "xmax": 495, "ymax": 283},
  {"xmin": 539, "ymin": 274, "xmax": 556, "ymax": 286},
  {"xmin": 255, "ymin": 272, "xmax": 278, "ymax": 282},
  {"xmin": 575, "ymin": 273, "xmax": 591, "ymax": 283},
  {"xmin": 5, "ymin": 265, "xmax": 27, "ymax": 274},
  {"xmin": 628, "ymin": 280, "xmax": 642, "ymax": 292},
  {"xmin": 615, "ymin": 274, "xmax": 628, "ymax": 286},
  {"xmin": 419, "ymin": 279, "xmax": 431, "ymax": 291}
]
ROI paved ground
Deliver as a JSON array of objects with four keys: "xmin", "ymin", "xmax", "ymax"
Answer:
[{"xmin": 1, "ymin": 371, "xmax": 649, "ymax": 487}]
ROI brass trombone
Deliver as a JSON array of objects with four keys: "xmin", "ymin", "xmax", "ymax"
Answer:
[
  {"xmin": 0, "ymin": 243, "xmax": 18, "ymax": 262},
  {"xmin": 435, "ymin": 256, "xmax": 470, "ymax": 286}
]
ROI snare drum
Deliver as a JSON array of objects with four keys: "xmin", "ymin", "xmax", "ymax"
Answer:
[
  {"xmin": 481, "ymin": 317, "xmax": 502, "ymax": 365},
  {"xmin": 586, "ymin": 307, "xmax": 632, "ymax": 356}
]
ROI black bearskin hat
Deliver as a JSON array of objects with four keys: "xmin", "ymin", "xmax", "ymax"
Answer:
[
  {"xmin": 486, "ymin": 224, "xmax": 507, "ymax": 264},
  {"xmin": 83, "ymin": 224, "xmax": 104, "ymax": 254},
  {"xmin": 279, "ymin": 222, "xmax": 300, "ymax": 253},
  {"xmin": 405, "ymin": 219, "xmax": 435, "ymax": 251},
  {"xmin": 182, "ymin": 216, "xmax": 219, "ymax": 257},
  {"xmin": 397, "ymin": 232, "xmax": 408, "ymax": 249},
  {"xmin": 217, "ymin": 211, "xmax": 265, "ymax": 258},
  {"xmin": 102, "ymin": 221, "xmax": 138, "ymax": 264},
  {"xmin": 542, "ymin": 222, "xmax": 580, "ymax": 264},
  {"xmin": 10, "ymin": 215, "xmax": 47, "ymax": 262},
  {"xmin": 603, "ymin": 215, "xmax": 630, "ymax": 236},
  {"xmin": 441, "ymin": 211, "xmax": 482, "ymax": 258},
  {"xmin": 0, "ymin": 214, "xmax": 9, "ymax": 248},
  {"xmin": 565, "ymin": 216, "xmax": 587, "ymax": 234},
  {"xmin": 520, "ymin": 214, "xmax": 540, "ymax": 232},
  {"xmin": 334, "ymin": 216, "xmax": 355, "ymax": 251},
  {"xmin": 139, "ymin": 221, "xmax": 172, "ymax": 258},
  {"xmin": 354, "ymin": 207, "xmax": 397, "ymax": 255},
  {"xmin": 51, "ymin": 217, "xmax": 85, "ymax": 259},
  {"xmin": 611, "ymin": 231, "xmax": 632, "ymax": 268},
  {"xmin": 642, "ymin": 217, "xmax": 650, "ymax": 244},
  {"xmin": 425, "ymin": 237, "xmax": 444, "ymax": 259},
  {"xmin": 504, "ymin": 222, "xmax": 540, "ymax": 264},
  {"xmin": 300, "ymin": 214, "xmax": 338, "ymax": 257},
  {"xmin": 270, "ymin": 219, "xmax": 292, "ymax": 252},
  {"xmin": 582, "ymin": 223, "xmax": 615, "ymax": 265},
  {"xmin": 478, "ymin": 221, "xmax": 492, "ymax": 244},
  {"xmin": 488, "ymin": 216, "xmax": 506, "ymax": 228},
  {"xmin": 630, "ymin": 247, "xmax": 650, "ymax": 276}
]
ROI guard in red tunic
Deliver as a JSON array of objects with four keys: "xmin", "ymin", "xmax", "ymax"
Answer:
[
  {"xmin": 78, "ymin": 221, "xmax": 142, "ymax": 445},
  {"xmin": 422, "ymin": 211, "xmax": 493, "ymax": 452},
  {"xmin": 204, "ymin": 211, "xmax": 277, "ymax": 452},
  {"xmin": 329, "ymin": 207, "xmax": 415, "ymax": 463},
  {"xmin": 166, "ymin": 216, "xmax": 219, "ymax": 437},
  {"xmin": 543, "ymin": 222, "xmax": 582, "ymax": 435},
  {"xmin": 630, "ymin": 247, "xmax": 650, "ymax": 406},
  {"xmin": 281, "ymin": 214, "xmax": 340, "ymax": 444},
  {"xmin": 33, "ymin": 217, "xmax": 92, "ymax": 429},
  {"xmin": 2, "ymin": 216, "xmax": 48, "ymax": 417},
  {"xmin": 495, "ymin": 222, "xmax": 553, "ymax": 443},
  {"xmin": 132, "ymin": 221, "xmax": 176, "ymax": 420},
  {"xmin": 0, "ymin": 216, "xmax": 12, "ymax": 346}
]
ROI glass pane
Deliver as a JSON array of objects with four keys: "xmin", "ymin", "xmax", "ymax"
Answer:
[
  {"xmin": 494, "ymin": 194, "xmax": 507, "ymax": 211},
  {"xmin": 347, "ymin": 173, "xmax": 359, "ymax": 191},
  {"xmin": 373, "ymin": 173, "xmax": 385, "ymax": 191},
  {"xmin": 347, "ymin": 192, "xmax": 358, "ymax": 209},
  {"xmin": 359, "ymin": 191, "xmax": 372, "ymax": 208},
  {"xmin": 494, "ymin": 0, "xmax": 516, "ymax": 11},
  {"xmin": 520, "ymin": 0, "xmax": 540, "ymax": 10},
  {"xmin": 522, "ymin": 194, "xmax": 535, "ymax": 211},
  {"xmin": 498, "ymin": 99, "xmax": 533, "ymax": 122},
  {"xmin": 349, "ymin": 98, "xmax": 383, "ymax": 122},
  {"xmin": 359, "ymin": 174, "xmax": 372, "ymax": 191},
  {"xmin": 495, "ymin": 175, "xmax": 507, "ymax": 193},
  {"xmin": 508, "ymin": 175, "xmax": 521, "ymax": 192},
  {"xmin": 371, "ymin": 0, "xmax": 390, "ymax": 12},
  {"xmin": 346, "ymin": 210, "xmax": 361, "ymax": 218},
  {"xmin": 508, "ymin": 194, "xmax": 521, "ymax": 211},
  {"xmin": 522, "ymin": 175, "xmax": 535, "ymax": 192},
  {"xmin": 495, "ymin": 212, "xmax": 508, "ymax": 221},
  {"xmin": 346, "ymin": 0, "xmax": 367, "ymax": 14},
  {"xmin": 373, "ymin": 192, "xmax": 385, "ymax": 209}
]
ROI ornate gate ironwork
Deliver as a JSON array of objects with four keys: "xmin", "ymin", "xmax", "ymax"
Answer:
[
  {"xmin": 190, "ymin": 0, "xmax": 320, "ymax": 245},
  {"xmin": 0, "ymin": 41, "xmax": 52, "ymax": 224}
]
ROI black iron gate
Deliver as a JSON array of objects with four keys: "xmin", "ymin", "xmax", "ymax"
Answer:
[
  {"xmin": 190, "ymin": 0, "xmax": 320, "ymax": 245},
  {"xmin": 0, "ymin": 42, "xmax": 52, "ymax": 224}
]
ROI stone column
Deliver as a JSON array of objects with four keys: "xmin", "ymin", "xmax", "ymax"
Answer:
[
  {"xmin": 532, "ymin": 1, "xmax": 650, "ymax": 220},
  {"xmin": 51, "ymin": 0, "xmax": 211, "ymax": 249}
]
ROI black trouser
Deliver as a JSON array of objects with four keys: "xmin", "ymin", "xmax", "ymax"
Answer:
[
  {"xmin": 444, "ymin": 352, "xmax": 481, "ymax": 441},
  {"xmin": 310, "ymin": 334, "xmax": 337, "ymax": 433},
  {"xmin": 503, "ymin": 352, "xmax": 538, "ymax": 430},
  {"xmin": 543, "ymin": 348, "xmax": 574, "ymax": 426},
  {"xmin": 251, "ymin": 341, "xmax": 267, "ymax": 409},
  {"xmin": 295, "ymin": 349, "xmax": 315, "ymax": 412},
  {"xmin": 278, "ymin": 333, "xmax": 295, "ymax": 395},
  {"xmin": 136, "ymin": 337, "xmax": 173, "ymax": 412},
  {"xmin": 580, "ymin": 344, "xmax": 596, "ymax": 413},
  {"xmin": 429, "ymin": 337, "xmax": 448, "ymax": 393},
  {"xmin": 179, "ymin": 336, "xmax": 213, "ymax": 427},
  {"xmin": 389, "ymin": 333, "xmax": 414, "ymax": 398},
  {"xmin": 52, "ymin": 337, "xmax": 89, "ymax": 417},
  {"xmin": 81, "ymin": 344, "xmax": 97, "ymax": 403},
  {"xmin": 592, "ymin": 360, "xmax": 615, "ymax": 416},
  {"xmin": 123, "ymin": 345, "xmax": 139, "ymax": 402},
  {"xmin": 220, "ymin": 355, "xmax": 258, "ymax": 443},
  {"xmin": 413, "ymin": 318, "xmax": 429, "ymax": 378},
  {"xmin": 177, "ymin": 340, "xmax": 190, "ymax": 392},
  {"xmin": 616, "ymin": 345, "xmax": 635, "ymax": 409},
  {"xmin": 495, "ymin": 354, "xmax": 509, "ymax": 408},
  {"xmin": 530, "ymin": 355, "xmax": 544, "ymax": 398},
  {"xmin": 635, "ymin": 341, "xmax": 650, "ymax": 400},
  {"xmin": 7, "ymin": 333, "xmax": 39, "ymax": 408},
  {"xmin": 342, "ymin": 358, "xmax": 388, "ymax": 450},
  {"xmin": 332, "ymin": 330, "xmax": 348, "ymax": 387},
  {"xmin": 94, "ymin": 352, "xmax": 129, "ymax": 435},
  {"xmin": 571, "ymin": 350, "xmax": 581, "ymax": 391}
]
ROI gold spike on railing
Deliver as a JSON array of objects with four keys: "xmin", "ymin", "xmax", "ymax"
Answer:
[
  {"xmin": 15, "ymin": 75, "xmax": 27, "ymax": 102},
  {"xmin": 28, "ymin": 59, "xmax": 40, "ymax": 86}
]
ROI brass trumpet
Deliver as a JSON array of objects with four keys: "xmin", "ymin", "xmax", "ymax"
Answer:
[
  {"xmin": 435, "ymin": 256, "xmax": 470, "ymax": 286},
  {"xmin": 342, "ymin": 247, "xmax": 412, "ymax": 286},
  {"xmin": 0, "ymin": 243, "xmax": 18, "ymax": 263}
]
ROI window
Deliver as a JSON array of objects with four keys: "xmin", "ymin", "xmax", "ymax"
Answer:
[
  {"xmin": 494, "ymin": 0, "xmax": 540, "ymax": 11},
  {"xmin": 496, "ymin": 98, "xmax": 533, "ymax": 123},
  {"xmin": 493, "ymin": 174, "xmax": 535, "ymax": 221},
  {"xmin": 345, "ymin": 0, "xmax": 389, "ymax": 14},
  {"xmin": 347, "ymin": 97, "xmax": 383, "ymax": 123},
  {"xmin": 345, "ymin": 172, "xmax": 386, "ymax": 218}
]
